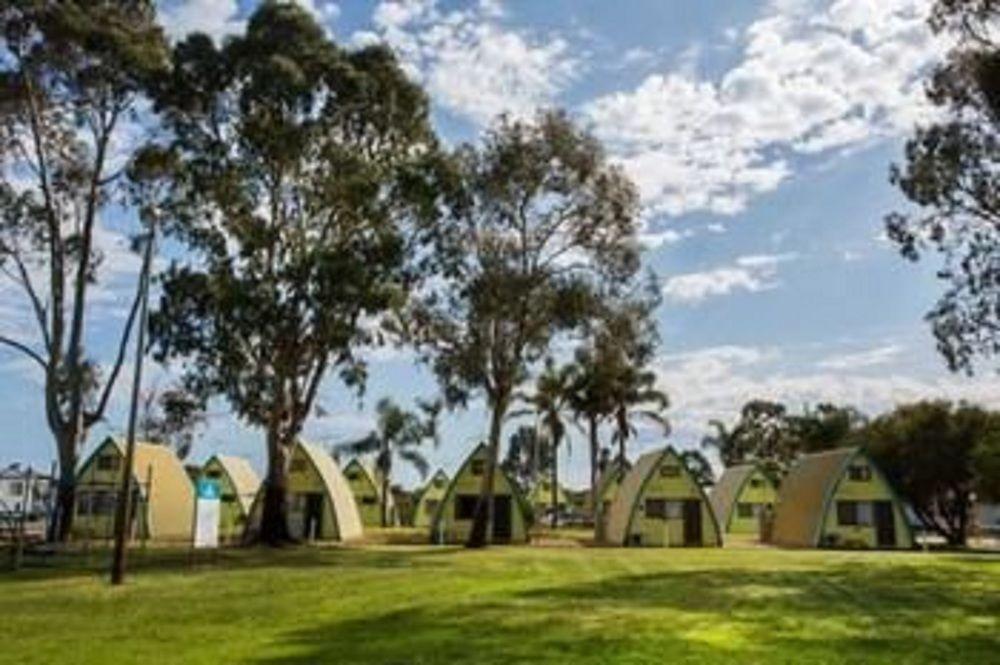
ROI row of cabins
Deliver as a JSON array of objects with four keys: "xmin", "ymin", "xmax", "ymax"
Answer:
[{"xmin": 67, "ymin": 436, "xmax": 914, "ymax": 549}]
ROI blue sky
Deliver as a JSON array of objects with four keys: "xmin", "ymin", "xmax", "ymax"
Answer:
[{"xmin": 3, "ymin": 0, "xmax": 996, "ymax": 490}]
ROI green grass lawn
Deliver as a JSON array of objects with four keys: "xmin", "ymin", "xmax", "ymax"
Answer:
[{"xmin": 2, "ymin": 544, "xmax": 998, "ymax": 664}]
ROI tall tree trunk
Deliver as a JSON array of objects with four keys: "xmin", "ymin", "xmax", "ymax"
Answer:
[
  {"xmin": 381, "ymin": 471, "xmax": 390, "ymax": 528},
  {"xmin": 50, "ymin": 431, "xmax": 78, "ymax": 542},
  {"xmin": 468, "ymin": 395, "xmax": 506, "ymax": 548},
  {"xmin": 589, "ymin": 417, "xmax": 603, "ymax": 542},
  {"xmin": 550, "ymin": 434, "xmax": 559, "ymax": 529},
  {"xmin": 259, "ymin": 430, "xmax": 292, "ymax": 545}
]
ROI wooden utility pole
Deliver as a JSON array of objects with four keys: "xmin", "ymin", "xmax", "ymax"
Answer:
[{"xmin": 110, "ymin": 225, "xmax": 155, "ymax": 585}]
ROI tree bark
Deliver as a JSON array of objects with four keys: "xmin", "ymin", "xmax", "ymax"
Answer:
[
  {"xmin": 258, "ymin": 431, "xmax": 293, "ymax": 545},
  {"xmin": 50, "ymin": 439, "xmax": 78, "ymax": 542},
  {"xmin": 550, "ymin": 434, "xmax": 559, "ymax": 529},
  {"xmin": 589, "ymin": 417, "xmax": 603, "ymax": 542},
  {"xmin": 381, "ymin": 469, "xmax": 390, "ymax": 529},
  {"xmin": 468, "ymin": 395, "xmax": 506, "ymax": 548}
]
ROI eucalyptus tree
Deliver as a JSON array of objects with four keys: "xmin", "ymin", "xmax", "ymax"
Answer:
[
  {"xmin": 333, "ymin": 397, "xmax": 439, "ymax": 527},
  {"xmin": 886, "ymin": 1, "xmax": 1000, "ymax": 372},
  {"xmin": 511, "ymin": 358, "xmax": 575, "ymax": 527},
  {"xmin": 147, "ymin": 3, "xmax": 444, "ymax": 543},
  {"xmin": 0, "ymin": 1, "xmax": 168, "ymax": 539},
  {"xmin": 406, "ymin": 110, "xmax": 641, "ymax": 547}
]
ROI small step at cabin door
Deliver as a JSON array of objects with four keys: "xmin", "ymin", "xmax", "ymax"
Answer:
[
  {"xmin": 682, "ymin": 500, "xmax": 702, "ymax": 546},
  {"xmin": 304, "ymin": 492, "xmax": 324, "ymax": 540},
  {"xmin": 874, "ymin": 501, "xmax": 895, "ymax": 547},
  {"xmin": 492, "ymin": 495, "xmax": 512, "ymax": 543}
]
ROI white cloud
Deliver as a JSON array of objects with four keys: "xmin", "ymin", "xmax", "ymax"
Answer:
[
  {"xmin": 817, "ymin": 344, "xmax": 904, "ymax": 370},
  {"xmin": 662, "ymin": 253, "xmax": 798, "ymax": 304},
  {"xmin": 655, "ymin": 342, "xmax": 1000, "ymax": 453},
  {"xmin": 584, "ymin": 0, "xmax": 945, "ymax": 217},
  {"xmin": 159, "ymin": 1, "xmax": 339, "ymax": 43},
  {"xmin": 159, "ymin": 0, "xmax": 242, "ymax": 42},
  {"xmin": 363, "ymin": 0, "xmax": 579, "ymax": 125}
]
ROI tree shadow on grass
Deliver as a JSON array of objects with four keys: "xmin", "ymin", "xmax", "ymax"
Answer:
[{"xmin": 250, "ymin": 563, "xmax": 1000, "ymax": 665}]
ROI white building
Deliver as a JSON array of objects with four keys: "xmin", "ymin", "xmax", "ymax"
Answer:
[{"xmin": 0, "ymin": 465, "xmax": 53, "ymax": 520}]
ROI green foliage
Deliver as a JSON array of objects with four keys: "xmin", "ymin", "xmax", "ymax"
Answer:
[
  {"xmin": 502, "ymin": 424, "xmax": 554, "ymax": 491},
  {"xmin": 702, "ymin": 401, "xmax": 865, "ymax": 476},
  {"xmin": 404, "ymin": 110, "xmax": 642, "ymax": 546},
  {"xmin": 886, "ymin": 1, "xmax": 1000, "ymax": 372},
  {"xmin": 680, "ymin": 450, "xmax": 715, "ymax": 488},
  {"xmin": 145, "ymin": 2, "xmax": 443, "ymax": 542},
  {"xmin": 863, "ymin": 400, "xmax": 1000, "ymax": 545}
]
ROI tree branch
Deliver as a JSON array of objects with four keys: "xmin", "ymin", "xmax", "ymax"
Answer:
[{"xmin": 0, "ymin": 335, "xmax": 47, "ymax": 372}]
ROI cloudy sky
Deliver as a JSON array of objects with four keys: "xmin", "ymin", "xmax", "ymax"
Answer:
[{"xmin": 4, "ymin": 0, "xmax": 997, "ymax": 489}]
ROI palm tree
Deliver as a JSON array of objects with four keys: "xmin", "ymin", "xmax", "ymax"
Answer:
[
  {"xmin": 333, "ymin": 398, "xmax": 439, "ymax": 527},
  {"xmin": 511, "ymin": 358, "xmax": 575, "ymax": 528},
  {"xmin": 701, "ymin": 419, "xmax": 742, "ymax": 467},
  {"xmin": 607, "ymin": 363, "xmax": 670, "ymax": 466},
  {"xmin": 566, "ymin": 345, "xmax": 616, "ymax": 518}
]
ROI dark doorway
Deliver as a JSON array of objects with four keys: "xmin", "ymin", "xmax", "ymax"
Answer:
[
  {"xmin": 874, "ymin": 501, "xmax": 896, "ymax": 548},
  {"xmin": 682, "ymin": 500, "xmax": 703, "ymax": 546},
  {"xmin": 492, "ymin": 495, "xmax": 513, "ymax": 543},
  {"xmin": 304, "ymin": 492, "xmax": 324, "ymax": 540}
]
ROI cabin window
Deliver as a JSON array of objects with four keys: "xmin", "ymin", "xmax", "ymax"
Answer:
[
  {"xmin": 290, "ymin": 493, "xmax": 306, "ymax": 512},
  {"xmin": 91, "ymin": 491, "xmax": 114, "ymax": 515},
  {"xmin": 206, "ymin": 470, "xmax": 222, "ymax": 479},
  {"xmin": 737, "ymin": 502, "xmax": 754, "ymax": 518},
  {"xmin": 8, "ymin": 481, "xmax": 24, "ymax": 497},
  {"xmin": 362, "ymin": 496, "xmax": 378, "ymax": 505},
  {"xmin": 433, "ymin": 478, "xmax": 445, "ymax": 488},
  {"xmin": 837, "ymin": 501, "xmax": 872, "ymax": 526},
  {"xmin": 470, "ymin": 460, "xmax": 485, "ymax": 476},
  {"xmin": 221, "ymin": 494, "xmax": 236, "ymax": 503},
  {"xmin": 425, "ymin": 499, "xmax": 440, "ymax": 515},
  {"xmin": 96, "ymin": 455, "xmax": 119, "ymax": 472},
  {"xmin": 290, "ymin": 459, "xmax": 307, "ymax": 473},
  {"xmin": 749, "ymin": 478, "xmax": 763, "ymax": 488},
  {"xmin": 659, "ymin": 465, "xmax": 681, "ymax": 477},
  {"xmin": 848, "ymin": 465, "xmax": 871, "ymax": 482},
  {"xmin": 76, "ymin": 493, "xmax": 91, "ymax": 516},
  {"xmin": 645, "ymin": 498, "xmax": 668, "ymax": 519},
  {"xmin": 455, "ymin": 495, "xmax": 478, "ymax": 519},
  {"xmin": 346, "ymin": 471, "xmax": 361, "ymax": 481}
]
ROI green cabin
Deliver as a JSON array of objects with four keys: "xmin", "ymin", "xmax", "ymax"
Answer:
[
  {"xmin": 72, "ymin": 437, "xmax": 194, "ymax": 543},
  {"xmin": 709, "ymin": 463, "xmax": 778, "ymax": 541},
  {"xmin": 412, "ymin": 469, "xmax": 449, "ymax": 529},
  {"xmin": 343, "ymin": 458, "xmax": 397, "ymax": 527},
  {"xmin": 527, "ymin": 476, "xmax": 569, "ymax": 521},
  {"xmin": 603, "ymin": 447, "xmax": 722, "ymax": 547},
  {"xmin": 772, "ymin": 447, "xmax": 914, "ymax": 549},
  {"xmin": 247, "ymin": 442, "xmax": 363, "ymax": 542},
  {"xmin": 430, "ymin": 443, "xmax": 530, "ymax": 545},
  {"xmin": 200, "ymin": 455, "xmax": 260, "ymax": 543}
]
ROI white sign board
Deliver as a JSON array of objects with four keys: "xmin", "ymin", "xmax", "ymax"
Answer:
[{"xmin": 193, "ymin": 478, "xmax": 220, "ymax": 549}]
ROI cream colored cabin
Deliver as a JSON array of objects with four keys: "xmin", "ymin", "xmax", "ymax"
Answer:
[
  {"xmin": 73, "ymin": 437, "xmax": 194, "ymax": 543},
  {"xmin": 247, "ymin": 442, "xmax": 362, "ymax": 542},
  {"xmin": 430, "ymin": 443, "xmax": 529, "ymax": 544},
  {"xmin": 772, "ymin": 448, "xmax": 913, "ymax": 549},
  {"xmin": 603, "ymin": 447, "xmax": 721, "ymax": 548}
]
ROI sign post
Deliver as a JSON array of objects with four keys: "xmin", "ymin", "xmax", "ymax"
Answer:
[{"xmin": 193, "ymin": 478, "xmax": 221, "ymax": 550}]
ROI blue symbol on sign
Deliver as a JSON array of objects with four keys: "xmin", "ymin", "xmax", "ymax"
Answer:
[{"xmin": 197, "ymin": 478, "xmax": 220, "ymax": 500}]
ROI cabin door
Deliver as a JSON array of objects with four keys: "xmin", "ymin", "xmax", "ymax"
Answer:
[
  {"xmin": 874, "ymin": 501, "xmax": 895, "ymax": 547},
  {"xmin": 682, "ymin": 500, "xmax": 703, "ymax": 546},
  {"xmin": 304, "ymin": 493, "xmax": 324, "ymax": 540},
  {"xmin": 492, "ymin": 496, "xmax": 513, "ymax": 543}
]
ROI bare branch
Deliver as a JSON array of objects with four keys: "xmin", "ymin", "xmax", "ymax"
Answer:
[{"xmin": 0, "ymin": 335, "xmax": 47, "ymax": 372}]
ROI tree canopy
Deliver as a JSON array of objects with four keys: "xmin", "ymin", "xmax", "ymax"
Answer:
[{"xmin": 147, "ymin": 2, "xmax": 444, "ymax": 543}]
